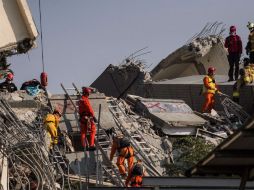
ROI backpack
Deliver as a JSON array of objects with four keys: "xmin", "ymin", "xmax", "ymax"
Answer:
[
  {"xmin": 132, "ymin": 163, "xmax": 143, "ymax": 176},
  {"xmin": 119, "ymin": 137, "xmax": 131, "ymax": 148},
  {"xmin": 20, "ymin": 79, "xmax": 42, "ymax": 90}
]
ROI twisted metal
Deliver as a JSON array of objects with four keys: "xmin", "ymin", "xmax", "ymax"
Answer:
[
  {"xmin": 0, "ymin": 99, "xmax": 57, "ymax": 189},
  {"xmin": 186, "ymin": 21, "xmax": 226, "ymax": 44}
]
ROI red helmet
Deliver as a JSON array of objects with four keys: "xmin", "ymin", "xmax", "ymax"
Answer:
[
  {"xmin": 82, "ymin": 87, "xmax": 91, "ymax": 95},
  {"xmin": 230, "ymin": 25, "xmax": 236, "ymax": 33},
  {"xmin": 208, "ymin": 67, "xmax": 216, "ymax": 74},
  {"xmin": 6, "ymin": 73, "xmax": 14, "ymax": 81},
  {"xmin": 53, "ymin": 108, "xmax": 62, "ymax": 116}
]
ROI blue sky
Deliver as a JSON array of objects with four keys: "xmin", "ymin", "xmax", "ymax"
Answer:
[{"xmin": 9, "ymin": 0, "xmax": 254, "ymax": 93}]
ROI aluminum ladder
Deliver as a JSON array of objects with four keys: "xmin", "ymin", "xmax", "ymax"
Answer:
[
  {"xmin": 107, "ymin": 97, "xmax": 162, "ymax": 176},
  {"xmin": 62, "ymin": 83, "xmax": 125, "ymax": 187},
  {"xmin": 221, "ymin": 97, "xmax": 250, "ymax": 125}
]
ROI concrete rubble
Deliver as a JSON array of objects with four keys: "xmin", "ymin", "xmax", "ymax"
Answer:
[
  {"xmin": 126, "ymin": 94, "xmax": 207, "ymax": 136},
  {"xmin": 0, "ymin": 90, "xmax": 57, "ymax": 190},
  {"xmin": 151, "ymin": 22, "xmax": 228, "ymax": 81},
  {"xmin": 91, "ymin": 58, "xmax": 152, "ymax": 98},
  {"xmin": 0, "ymin": 4, "xmax": 252, "ymax": 187}
]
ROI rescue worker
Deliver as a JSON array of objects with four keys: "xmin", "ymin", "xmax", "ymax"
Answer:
[
  {"xmin": 202, "ymin": 67, "xmax": 221, "ymax": 113},
  {"xmin": 0, "ymin": 73, "xmax": 17, "ymax": 93},
  {"xmin": 232, "ymin": 68, "xmax": 245, "ymax": 103},
  {"xmin": 78, "ymin": 87, "xmax": 97, "ymax": 151},
  {"xmin": 224, "ymin": 25, "xmax": 242, "ymax": 81},
  {"xmin": 44, "ymin": 108, "xmax": 62, "ymax": 149},
  {"xmin": 246, "ymin": 22, "xmax": 254, "ymax": 63},
  {"xmin": 125, "ymin": 159, "xmax": 145, "ymax": 187},
  {"xmin": 110, "ymin": 134, "xmax": 134, "ymax": 178},
  {"xmin": 233, "ymin": 58, "xmax": 254, "ymax": 103},
  {"xmin": 242, "ymin": 57, "xmax": 253, "ymax": 84}
]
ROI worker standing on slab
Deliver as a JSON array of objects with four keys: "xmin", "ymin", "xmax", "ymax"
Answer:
[
  {"xmin": 125, "ymin": 159, "xmax": 145, "ymax": 187},
  {"xmin": 78, "ymin": 87, "xmax": 96, "ymax": 151},
  {"xmin": 232, "ymin": 68, "xmax": 245, "ymax": 103},
  {"xmin": 110, "ymin": 134, "xmax": 134, "ymax": 178},
  {"xmin": 224, "ymin": 25, "xmax": 242, "ymax": 82},
  {"xmin": 232, "ymin": 58, "xmax": 254, "ymax": 103},
  {"xmin": 246, "ymin": 22, "xmax": 254, "ymax": 63},
  {"xmin": 202, "ymin": 67, "xmax": 221, "ymax": 113},
  {"xmin": 0, "ymin": 73, "xmax": 17, "ymax": 93},
  {"xmin": 44, "ymin": 108, "xmax": 62, "ymax": 148}
]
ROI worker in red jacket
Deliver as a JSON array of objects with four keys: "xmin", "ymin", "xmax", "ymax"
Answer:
[
  {"xmin": 78, "ymin": 87, "xmax": 97, "ymax": 151},
  {"xmin": 224, "ymin": 25, "xmax": 242, "ymax": 81}
]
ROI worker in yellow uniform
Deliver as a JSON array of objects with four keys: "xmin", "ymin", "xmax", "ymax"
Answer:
[
  {"xmin": 232, "ymin": 57, "xmax": 253, "ymax": 103},
  {"xmin": 232, "ymin": 68, "xmax": 245, "ymax": 103},
  {"xmin": 202, "ymin": 67, "xmax": 221, "ymax": 113},
  {"xmin": 246, "ymin": 22, "xmax": 254, "ymax": 64},
  {"xmin": 44, "ymin": 108, "xmax": 62, "ymax": 149}
]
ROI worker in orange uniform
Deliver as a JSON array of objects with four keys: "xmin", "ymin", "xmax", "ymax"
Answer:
[
  {"xmin": 125, "ymin": 159, "xmax": 145, "ymax": 187},
  {"xmin": 110, "ymin": 134, "xmax": 134, "ymax": 178},
  {"xmin": 78, "ymin": 87, "xmax": 97, "ymax": 151},
  {"xmin": 44, "ymin": 108, "xmax": 62, "ymax": 149},
  {"xmin": 202, "ymin": 67, "xmax": 221, "ymax": 113}
]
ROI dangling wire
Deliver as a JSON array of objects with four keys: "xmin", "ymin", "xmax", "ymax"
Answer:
[{"xmin": 38, "ymin": 0, "xmax": 45, "ymax": 72}]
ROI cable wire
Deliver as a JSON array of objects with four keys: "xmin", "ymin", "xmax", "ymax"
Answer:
[{"xmin": 38, "ymin": 0, "xmax": 45, "ymax": 72}]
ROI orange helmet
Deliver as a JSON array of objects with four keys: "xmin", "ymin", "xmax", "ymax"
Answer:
[
  {"xmin": 6, "ymin": 73, "xmax": 14, "ymax": 81},
  {"xmin": 82, "ymin": 87, "xmax": 91, "ymax": 95},
  {"xmin": 208, "ymin": 67, "xmax": 216, "ymax": 75},
  {"xmin": 53, "ymin": 108, "xmax": 62, "ymax": 116}
]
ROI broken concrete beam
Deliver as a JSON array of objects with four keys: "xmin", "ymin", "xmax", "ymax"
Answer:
[
  {"xmin": 91, "ymin": 62, "xmax": 151, "ymax": 98},
  {"xmin": 127, "ymin": 94, "xmax": 206, "ymax": 136}
]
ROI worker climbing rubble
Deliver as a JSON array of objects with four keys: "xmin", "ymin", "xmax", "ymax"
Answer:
[
  {"xmin": 110, "ymin": 133, "xmax": 134, "ymax": 178},
  {"xmin": 246, "ymin": 22, "xmax": 254, "ymax": 63},
  {"xmin": 202, "ymin": 67, "xmax": 222, "ymax": 113},
  {"xmin": 0, "ymin": 73, "xmax": 17, "ymax": 93},
  {"xmin": 125, "ymin": 159, "xmax": 145, "ymax": 187},
  {"xmin": 44, "ymin": 108, "xmax": 62, "ymax": 149},
  {"xmin": 224, "ymin": 25, "xmax": 242, "ymax": 82},
  {"xmin": 78, "ymin": 87, "xmax": 97, "ymax": 151}
]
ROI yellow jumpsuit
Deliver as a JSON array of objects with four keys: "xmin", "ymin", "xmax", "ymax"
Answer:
[{"xmin": 44, "ymin": 113, "xmax": 60, "ymax": 147}]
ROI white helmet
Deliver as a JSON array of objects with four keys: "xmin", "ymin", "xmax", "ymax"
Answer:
[{"xmin": 247, "ymin": 22, "xmax": 254, "ymax": 30}]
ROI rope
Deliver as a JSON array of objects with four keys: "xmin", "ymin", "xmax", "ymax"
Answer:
[{"xmin": 38, "ymin": 0, "xmax": 45, "ymax": 72}]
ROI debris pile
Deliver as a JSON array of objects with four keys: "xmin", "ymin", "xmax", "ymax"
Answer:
[
  {"xmin": 0, "ymin": 98, "xmax": 57, "ymax": 189},
  {"xmin": 151, "ymin": 22, "xmax": 228, "ymax": 81},
  {"xmin": 91, "ymin": 57, "xmax": 152, "ymax": 98},
  {"xmin": 188, "ymin": 35, "xmax": 222, "ymax": 57}
]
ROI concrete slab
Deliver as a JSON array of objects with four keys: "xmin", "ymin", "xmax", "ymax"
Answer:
[
  {"xmin": 50, "ymin": 92, "xmax": 118, "ymax": 132},
  {"xmin": 136, "ymin": 75, "xmax": 254, "ymax": 114},
  {"xmin": 127, "ymin": 95, "xmax": 206, "ymax": 135}
]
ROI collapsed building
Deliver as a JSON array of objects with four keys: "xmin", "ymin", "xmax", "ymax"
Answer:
[{"xmin": 0, "ymin": 1, "xmax": 254, "ymax": 189}]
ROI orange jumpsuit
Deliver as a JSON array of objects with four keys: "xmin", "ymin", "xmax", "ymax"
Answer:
[
  {"xmin": 110, "ymin": 138, "xmax": 134, "ymax": 176},
  {"xmin": 78, "ymin": 95, "xmax": 96, "ymax": 148},
  {"xmin": 125, "ymin": 163, "xmax": 144, "ymax": 187},
  {"xmin": 202, "ymin": 75, "xmax": 218, "ymax": 113}
]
